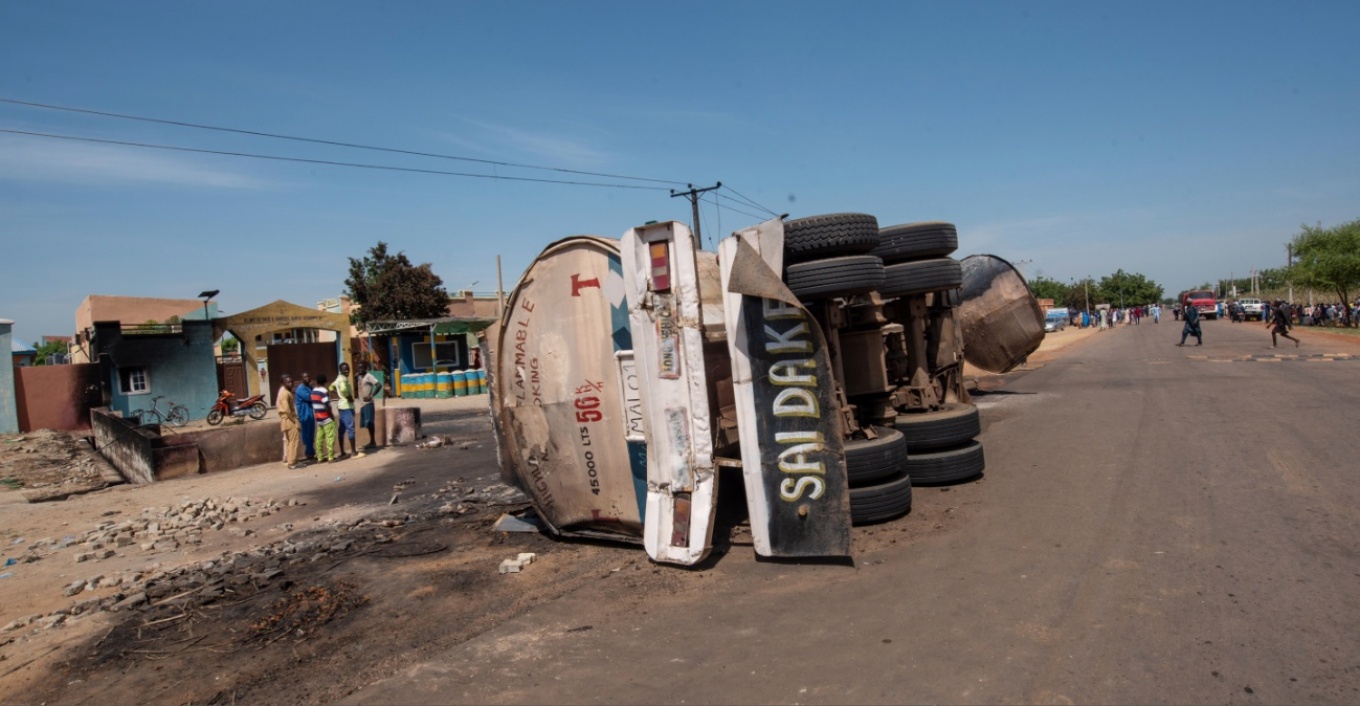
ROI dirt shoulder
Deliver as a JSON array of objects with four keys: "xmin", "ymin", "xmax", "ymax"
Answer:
[{"xmin": 0, "ymin": 328, "xmax": 1100, "ymax": 705}]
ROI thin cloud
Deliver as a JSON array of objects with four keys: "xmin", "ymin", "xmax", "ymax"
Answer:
[
  {"xmin": 0, "ymin": 134, "xmax": 267, "ymax": 189},
  {"xmin": 437, "ymin": 119, "xmax": 612, "ymax": 166}
]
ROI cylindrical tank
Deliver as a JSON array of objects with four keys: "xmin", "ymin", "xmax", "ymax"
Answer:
[
  {"xmin": 473, "ymin": 368, "xmax": 487, "ymax": 395},
  {"xmin": 957, "ymin": 254, "xmax": 1046, "ymax": 374},
  {"xmin": 436, "ymin": 372, "xmax": 453, "ymax": 398},
  {"xmin": 452, "ymin": 370, "xmax": 468, "ymax": 397}
]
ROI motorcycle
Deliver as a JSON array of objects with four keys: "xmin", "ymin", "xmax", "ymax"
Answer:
[{"xmin": 206, "ymin": 389, "xmax": 269, "ymax": 425}]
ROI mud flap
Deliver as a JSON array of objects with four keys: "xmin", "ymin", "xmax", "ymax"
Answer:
[
  {"xmin": 719, "ymin": 220, "xmax": 853, "ymax": 558},
  {"xmin": 620, "ymin": 222, "xmax": 719, "ymax": 565}
]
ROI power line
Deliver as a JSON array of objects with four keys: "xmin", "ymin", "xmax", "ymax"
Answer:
[
  {"xmin": 0, "ymin": 96, "xmax": 688, "ymax": 186},
  {"xmin": 720, "ymin": 183, "xmax": 778, "ymax": 217},
  {"xmin": 699, "ymin": 193, "xmax": 766, "ymax": 222},
  {"xmin": 0, "ymin": 127, "xmax": 672, "ymax": 190}
]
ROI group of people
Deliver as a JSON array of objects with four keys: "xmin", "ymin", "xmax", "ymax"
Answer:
[
  {"xmin": 275, "ymin": 362, "xmax": 381, "ymax": 469},
  {"xmin": 1067, "ymin": 305, "xmax": 1161, "ymax": 330}
]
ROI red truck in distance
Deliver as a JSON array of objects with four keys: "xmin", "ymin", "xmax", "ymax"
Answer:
[{"xmin": 1181, "ymin": 289, "xmax": 1217, "ymax": 320}]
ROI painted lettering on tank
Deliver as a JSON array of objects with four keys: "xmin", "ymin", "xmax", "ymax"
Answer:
[{"xmin": 761, "ymin": 299, "xmax": 829, "ymax": 502}]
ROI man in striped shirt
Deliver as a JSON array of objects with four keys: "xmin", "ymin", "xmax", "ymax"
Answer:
[{"xmin": 311, "ymin": 373, "xmax": 338, "ymax": 462}]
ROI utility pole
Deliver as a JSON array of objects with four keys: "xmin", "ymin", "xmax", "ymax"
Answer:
[{"xmin": 670, "ymin": 182, "xmax": 721, "ymax": 244}]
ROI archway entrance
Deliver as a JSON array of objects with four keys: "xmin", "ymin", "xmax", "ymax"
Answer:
[{"xmin": 214, "ymin": 300, "xmax": 352, "ymax": 402}]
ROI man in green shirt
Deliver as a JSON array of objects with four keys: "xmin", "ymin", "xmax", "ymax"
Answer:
[{"xmin": 331, "ymin": 362, "xmax": 358, "ymax": 458}]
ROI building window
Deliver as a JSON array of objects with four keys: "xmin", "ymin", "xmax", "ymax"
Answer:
[{"xmin": 119, "ymin": 366, "xmax": 150, "ymax": 395}]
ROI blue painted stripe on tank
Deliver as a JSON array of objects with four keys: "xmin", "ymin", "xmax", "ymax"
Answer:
[{"xmin": 608, "ymin": 252, "xmax": 646, "ymax": 522}]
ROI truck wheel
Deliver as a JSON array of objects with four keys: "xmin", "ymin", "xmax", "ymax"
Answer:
[
  {"xmin": 783, "ymin": 213, "xmax": 880, "ymax": 264},
  {"xmin": 906, "ymin": 440, "xmax": 985, "ymax": 486},
  {"xmin": 845, "ymin": 426, "xmax": 908, "ymax": 485},
  {"xmin": 880, "ymin": 258, "xmax": 963, "ymax": 298},
  {"xmin": 850, "ymin": 472, "xmax": 913, "ymax": 525},
  {"xmin": 894, "ymin": 403, "xmax": 980, "ymax": 452},
  {"xmin": 872, "ymin": 222, "xmax": 958, "ymax": 262},
  {"xmin": 785, "ymin": 255, "xmax": 885, "ymax": 300}
]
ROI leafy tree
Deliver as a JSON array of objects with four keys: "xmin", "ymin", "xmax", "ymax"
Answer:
[
  {"xmin": 220, "ymin": 336, "xmax": 240, "ymax": 354},
  {"xmin": 1288, "ymin": 218, "xmax": 1360, "ymax": 307},
  {"xmin": 345, "ymin": 242, "xmax": 450, "ymax": 328},
  {"xmin": 1067, "ymin": 277, "xmax": 1098, "ymax": 311},
  {"xmin": 1027, "ymin": 276, "xmax": 1070, "ymax": 304},
  {"xmin": 33, "ymin": 340, "xmax": 67, "ymax": 365},
  {"xmin": 1096, "ymin": 269, "xmax": 1164, "ymax": 307}
]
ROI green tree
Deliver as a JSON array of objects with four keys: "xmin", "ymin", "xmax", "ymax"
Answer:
[
  {"xmin": 345, "ymin": 242, "xmax": 451, "ymax": 329},
  {"xmin": 220, "ymin": 336, "xmax": 240, "ymax": 354},
  {"xmin": 1027, "ymin": 276, "xmax": 1070, "ymax": 304},
  {"xmin": 1096, "ymin": 269, "xmax": 1164, "ymax": 307},
  {"xmin": 33, "ymin": 340, "xmax": 67, "ymax": 365},
  {"xmin": 1288, "ymin": 218, "xmax": 1360, "ymax": 307}
]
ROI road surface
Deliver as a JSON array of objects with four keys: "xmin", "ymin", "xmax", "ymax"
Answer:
[{"xmin": 348, "ymin": 319, "xmax": 1360, "ymax": 705}]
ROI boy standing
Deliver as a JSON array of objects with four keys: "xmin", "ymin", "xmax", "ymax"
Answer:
[{"xmin": 311, "ymin": 373, "xmax": 338, "ymax": 462}]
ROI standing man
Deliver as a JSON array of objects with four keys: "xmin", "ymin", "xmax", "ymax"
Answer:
[
  {"xmin": 1267, "ymin": 299, "xmax": 1300, "ymax": 348},
  {"xmin": 331, "ymin": 362, "xmax": 357, "ymax": 459},
  {"xmin": 277, "ymin": 374, "xmax": 304, "ymax": 469},
  {"xmin": 1178, "ymin": 301, "xmax": 1203, "ymax": 346},
  {"xmin": 356, "ymin": 362, "xmax": 380, "ymax": 455},
  {"xmin": 295, "ymin": 372, "xmax": 316, "ymax": 461},
  {"xmin": 311, "ymin": 373, "xmax": 338, "ymax": 462}
]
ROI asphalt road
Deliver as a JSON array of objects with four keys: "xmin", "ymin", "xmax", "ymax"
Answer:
[{"xmin": 348, "ymin": 319, "xmax": 1360, "ymax": 705}]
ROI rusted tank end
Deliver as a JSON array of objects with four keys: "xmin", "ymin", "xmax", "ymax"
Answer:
[{"xmin": 957, "ymin": 254, "xmax": 1045, "ymax": 374}]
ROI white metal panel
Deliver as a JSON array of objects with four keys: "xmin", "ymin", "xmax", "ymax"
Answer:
[{"xmin": 620, "ymin": 221, "xmax": 717, "ymax": 566}]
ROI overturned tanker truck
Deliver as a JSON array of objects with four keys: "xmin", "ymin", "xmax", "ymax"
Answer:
[{"xmin": 483, "ymin": 213, "xmax": 1043, "ymax": 566}]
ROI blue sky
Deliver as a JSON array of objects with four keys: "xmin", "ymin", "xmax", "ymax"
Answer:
[{"xmin": 3, "ymin": 1, "xmax": 1358, "ymax": 343}]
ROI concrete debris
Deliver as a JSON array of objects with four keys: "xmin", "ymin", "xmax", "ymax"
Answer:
[
  {"xmin": 498, "ymin": 552, "xmax": 537, "ymax": 574},
  {"xmin": 492, "ymin": 513, "xmax": 545, "ymax": 533}
]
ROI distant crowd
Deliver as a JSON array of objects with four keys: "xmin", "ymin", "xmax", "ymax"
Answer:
[{"xmin": 1065, "ymin": 305, "xmax": 1161, "ymax": 330}]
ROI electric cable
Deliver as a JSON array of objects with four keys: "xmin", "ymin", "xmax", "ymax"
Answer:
[
  {"xmin": 0, "ymin": 128, "xmax": 671, "ymax": 190},
  {"xmin": 0, "ymin": 97, "xmax": 688, "ymax": 186},
  {"xmin": 720, "ymin": 183, "xmax": 779, "ymax": 217}
]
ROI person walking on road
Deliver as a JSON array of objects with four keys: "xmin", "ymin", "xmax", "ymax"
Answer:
[
  {"xmin": 277, "ymin": 374, "xmax": 304, "ymax": 469},
  {"xmin": 1178, "ymin": 302, "xmax": 1203, "ymax": 346},
  {"xmin": 1267, "ymin": 300, "xmax": 1300, "ymax": 348}
]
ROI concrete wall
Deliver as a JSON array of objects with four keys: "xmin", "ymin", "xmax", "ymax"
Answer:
[
  {"xmin": 94, "ymin": 319, "xmax": 219, "ymax": 420},
  {"xmin": 91, "ymin": 409, "xmax": 158, "ymax": 484},
  {"xmin": 0, "ymin": 320, "xmax": 16, "ymax": 433},
  {"xmin": 76, "ymin": 295, "xmax": 216, "ymax": 334},
  {"xmin": 91, "ymin": 408, "xmax": 280, "ymax": 482},
  {"xmin": 14, "ymin": 363, "xmax": 102, "ymax": 432}
]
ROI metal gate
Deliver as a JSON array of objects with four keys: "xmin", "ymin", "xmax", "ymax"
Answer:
[
  {"xmin": 266, "ymin": 342, "xmax": 341, "ymax": 406},
  {"xmin": 216, "ymin": 357, "xmax": 248, "ymax": 399}
]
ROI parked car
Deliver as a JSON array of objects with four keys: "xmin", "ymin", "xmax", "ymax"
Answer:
[
  {"xmin": 1238, "ymin": 298, "xmax": 1263, "ymax": 321},
  {"xmin": 1044, "ymin": 310, "xmax": 1068, "ymax": 332}
]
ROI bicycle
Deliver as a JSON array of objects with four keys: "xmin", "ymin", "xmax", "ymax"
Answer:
[{"xmin": 129, "ymin": 395, "xmax": 190, "ymax": 427}]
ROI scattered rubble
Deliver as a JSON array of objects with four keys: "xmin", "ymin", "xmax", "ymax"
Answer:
[
  {"xmin": 0, "ymin": 430, "xmax": 124, "ymax": 502},
  {"xmin": 498, "ymin": 552, "xmax": 537, "ymax": 574}
]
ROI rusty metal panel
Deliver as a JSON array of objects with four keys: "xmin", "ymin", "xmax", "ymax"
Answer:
[
  {"xmin": 492, "ymin": 237, "xmax": 645, "ymax": 541},
  {"xmin": 957, "ymin": 254, "xmax": 1045, "ymax": 374},
  {"xmin": 620, "ymin": 221, "xmax": 719, "ymax": 565},
  {"xmin": 720, "ymin": 221, "xmax": 853, "ymax": 558}
]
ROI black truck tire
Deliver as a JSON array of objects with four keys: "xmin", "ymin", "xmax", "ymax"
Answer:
[
  {"xmin": 783, "ymin": 213, "xmax": 880, "ymax": 264},
  {"xmin": 845, "ymin": 427, "xmax": 908, "ymax": 485},
  {"xmin": 894, "ymin": 403, "xmax": 980, "ymax": 452},
  {"xmin": 850, "ymin": 472, "xmax": 914, "ymax": 525},
  {"xmin": 872, "ymin": 222, "xmax": 958, "ymax": 262},
  {"xmin": 879, "ymin": 258, "xmax": 963, "ymax": 298},
  {"xmin": 785, "ymin": 255, "xmax": 885, "ymax": 300},
  {"xmin": 905, "ymin": 440, "xmax": 985, "ymax": 486}
]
